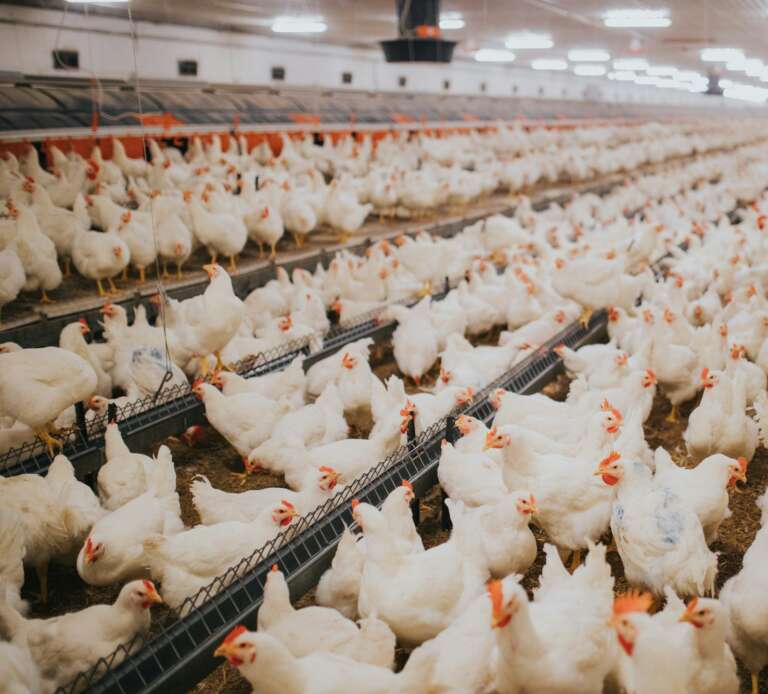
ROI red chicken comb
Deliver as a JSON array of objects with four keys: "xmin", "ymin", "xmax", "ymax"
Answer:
[
  {"xmin": 270, "ymin": 564, "xmax": 279, "ymax": 572},
  {"xmin": 142, "ymin": 579, "xmax": 155, "ymax": 593},
  {"xmin": 738, "ymin": 456, "xmax": 748, "ymax": 472},
  {"xmin": 222, "ymin": 625, "xmax": 248, "ymax": 645},
  {"xmin": 351, "ymin": 499, "xmax": 360, "ymax": 510},
  {"xmin": 281, "ymin": 500, "xmax": 295, "ymax": 510},
  {"xmin": 401, "ymin": 479, "xmax": 413, "ymax": 492},
  {"xmin": 599, "ymin": 451, "xmax": 621, "ymax": 467},
  {"xmin": 613, "ymin": 590, "xmax": 653, "ymax": 616},
  {"xmin": 318, "ymin": 466, "xmax": 336, "ymax": 474}
]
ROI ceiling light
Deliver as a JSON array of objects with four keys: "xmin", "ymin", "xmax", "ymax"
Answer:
[
  {"xmin": 635, "ymin": 75, "xmax": 662, "ymax": 86},
  {"xmin": 474, "ymin": 49, "xmax": 516, "ymax": 63},
  {"xmin": 271, "ymin": 16, "xmax": 327, "ymax": 33},
  {"xmin": 608, "ymin": 70, "xmax": 637, "ymax": 81},
  {"xmin": 613, "ymin": 58, "xmax": 649, "ymax": 71},
  {"xmin": 723, "ymin": 84, "xmax": 768, "ymax": 103},
  {"xmin": 603, "ymin": 9, "xmax": 670, "ymax": 28},
  {"xmin": 439, "ymin": 13, "xmax": 465, "ymax": 30},
  {"xmin": 531, "ymin": 59, "xmax": 567, "ymax": 71},
  {"xmin": 574, "ymin": 64, "xmax": 607, "ymax": 76},
  {"xmin": 505, "ymin": 33, "xmax": 553, "ymax": 49},
  {"xmin": 568, "ymin": 49, "xmax": 610, "ymax": 62},
  {"xmin": 646, "ymin": 65, "xmax": 678, "ymax": 76},
  {"xmin": 700, "ymin": 47, "xmax": 744, "ymax": 62}
]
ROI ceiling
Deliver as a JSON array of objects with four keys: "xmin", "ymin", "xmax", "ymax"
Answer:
[{"xmin": 6, "ymin": 0, "xmax": 768, "ymax": 76}]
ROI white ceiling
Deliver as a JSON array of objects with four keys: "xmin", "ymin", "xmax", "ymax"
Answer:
[{"xmin": 6, "ymin": 0, "xmax": 768, "ymax": 77}]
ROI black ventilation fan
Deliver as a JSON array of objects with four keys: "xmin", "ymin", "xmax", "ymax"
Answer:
[{"xmin": 381, "ymin": 0, "xmax": 456, "ymax": 63}]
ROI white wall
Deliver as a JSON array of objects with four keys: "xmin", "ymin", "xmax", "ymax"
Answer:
[{"xmin": 0, "ymin": 5, "xmax": 738, "ymax": 111}]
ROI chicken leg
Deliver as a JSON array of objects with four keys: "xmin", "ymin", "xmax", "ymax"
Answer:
[
  {"xmin": 108, "ymin": 277, "xmax": 119, "ymax": 294},
  {"xmin": 665, "ymin": 404, "xmax": 679, "ymax": 423},
  {"xmin": 162, "ymin": 260, "xmax": 171, "ymax": 279},
  {"xmin": 752, "ymin": 673, "xmax": 759, "ymax": 694},
  {"xmin": 62, "ymin": 257, "xmax": 72, "ymax": 278},
  {"xmin": 176, "ymin": 262, "xmax": 185, "ymax": 279},
  {"xmin": 269, "ymin": 243, "xmax": 277, "ymax": 260},
  {"xmin": 214, "ymin": 351, "xmax": 232, "ymax": 372},
  {"xmin": 40, "ymin": 289, "xmax": 53, "ymax": 304},
  {"xmin": 578, "ymin": 307, "xmax": 593, "ymax": 328},
  {"xmin": 96, "ymin": 278, "xmax": 108, "ymax": 297},
  {"xmin": 228, "ymin": 255, "xmax": 238, "ymax": 273},
  {"xmin": 137, "ymin": 267, "xmax": 146, "ymax": 284}
]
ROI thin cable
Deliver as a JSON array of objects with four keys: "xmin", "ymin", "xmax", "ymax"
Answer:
[{"xmin": 125, "ymin": 5, "xmax": 175, "ymax": 395}]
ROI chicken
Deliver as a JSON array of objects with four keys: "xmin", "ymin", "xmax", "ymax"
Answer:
[
  {"xmin": 0, "ymin": 347, "xmax": 97, "ymax": 455},
  {"xmin": 10, "ymin": 205, "xmax": 62, "ymax": 303},
  {"xmin": 445, "ymin": 494, "xmax": 537, "ymax": 579},
  {"xmin": 652, "ymin": 448, "xmax": 746, "ymax": 543},
  {"xmin": 438, "ymin": 441, "xmax": 507, "ymax": 507},
  {"xmin": 258, "ymin": 565, "xmax": 395, "ymax": 666},
  {"xmin": 96, "ymin": 421, "xmax": 156, "ymax": 511},
  {"xmin": 719, "ymin": 491, "xmax": 768, "ymax": 694},
  {"xmin": 678, "ymin": 597, "xmax": 740, "ymax": 694},
  {"xmin": 191, "ymin": 466, "xmax": 340, "ymax": 524},
  {"xmin": 214, "ymin": 628, "xmax": 431, "ymax": 694},
  {"xmin": 215, "ymin": 355, "xmax": 306, "ymax": 408},
  {"xmin": 245, "ymin": 201, "xmax": 284, "ymax": 259},
  {"xmin": 143, "ymin": 500, "xmax": 298, "ymax": 613},
  {"xmin": 315, "ymin": 527, "xmax": 366, "ymax": 620},
  {"xmin": 165, "ymin": 264, "xmax": 245, "ymax": 373},
  {"xmin": 684, "ymin": 370, "xmax": 758, "ymax": 462},
  {"xmin": 355, "ymin": 501, "xmax": 487, "ymax": 646},
  {"xmin": 388, "ymin": 297, "xmax": 439, "ymax": 385},
  {"xmin": 71, "ymin": 223, "xmax": 130, "ymax": 297},
  {"xmin": 597, "ymin": 453, "xmax": 717, "ymax": 596},
  {"xmin": 0, "ymin": 580, "xmax": 162, "ymax": 693},
  {"xmin": 77, "ymin": 446, "xmax": 183, "ymax": 586},
  {"xmin": 193, "ymin": 382, "xmax": 290, "ymax": 457},
  {"xmin": 0, "ymin": 247, "xmax": 25, "ymax": 323},
  {"xmin": 490, "ymin": 543, "xmax": 616, "ymax": 694},
  {"xmin": 188, "ymin": 193, "xmax": 247, "ymax": 269},
  {"xmin": 58, "ymin": 320, "xmax": 112, "ymax": 397}
]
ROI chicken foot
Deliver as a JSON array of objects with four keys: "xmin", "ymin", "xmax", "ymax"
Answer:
[
  {"xmin": 269, "ymin": 243, "xmax": 277, "ymax": 260},
  {"xmin": 35, "ymin": 426, "xmax": 62, "ymax": 458},
  {"xmin": 108, "ymin": 277, "xmax": 119, "ymax": 295},
  {"xmin": 162, "ymin": 260, "xmax": 171, "ymax": 279},
  {"xmin": 578, "ymin": 307, "xmax": 593, "ymax": 328},
  {"xmin": 176, "ymin": 262, "xmax": 185, "ymax": 279},
  {"xmin": 752, "ymin": 673, "xmax": 759, "ymax": 694},
  {"xmin": 214, "ymin": 351, "xmax": 233, "ymax": 372},
  {"xmin": 137, "ymin": 267, "xmax": 147, "ymax": 284},
  {"xmin": 96, "ymin": 278, "xmax": 108, "ymax": 297},
  {"xmin": 291, "ymin": 232, "xmax": 305, "ymax": 249},
  {"xmin": 228, "ymin": 255, "xmax": 238, "ymax": 273},
  {"xmin": 62, "ymin": 257, "xmax": 72, "ymax": 278},
  {"xmin": 39, "ymin": 289, "xmax": 53, "ymax": 304}
]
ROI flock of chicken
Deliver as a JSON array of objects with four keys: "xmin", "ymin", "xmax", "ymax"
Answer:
[
  {"xmin": 0, "ymin": 118, "xmax": 762, "ymax": 321},
  {"xmin": 0, "ymin": 125, "xmax": 768, "ymax": 694}
]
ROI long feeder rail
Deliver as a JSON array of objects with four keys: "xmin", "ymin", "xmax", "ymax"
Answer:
[{"xmin": 56, "ymin": 309, "xmax": 607, "ymax": 694}]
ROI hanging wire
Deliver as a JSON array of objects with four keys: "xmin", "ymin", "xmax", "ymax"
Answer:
[{"xmin": 64, "ymin": 2, "xmax": 176, "ymax": 398}]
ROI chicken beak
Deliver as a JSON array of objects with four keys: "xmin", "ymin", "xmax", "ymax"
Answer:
[
  {"xmin": 528, "ymin": 502, "xmax": 539, "ymax": 515},
  {"xmin": 203, "ymin": 264, "xmax": 216, "ymax": 278},
  {"xmin": 214, "ymin": 642, "xmax": 235, "ymax": 659},
  {"xmin": 147, "ymin": 586, "xmax": 164, "ymax": 605}
]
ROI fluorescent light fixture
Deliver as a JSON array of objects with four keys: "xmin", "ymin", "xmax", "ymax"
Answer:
[
  {"xmin": 531, "ymin": 58, "xmax": 567, "ymax": 71},
  {"xmin": 723, "ymin": 85, "xmax": 768, "ymax": 103},
  {"xmin": 700, "ymin": 47, "xmax": 744, "ymax": 62},
  {"xmin": 271, "ymin": 16, "xmax": 327, "ymax": 33},
  {"xmin": 439, "ymin": 13, "xmax": 465, "ymax": 30},
  {"xmin": 608, "ymin": 70, "xmax": 637, "ymax": 81},
  {"xmin": 574, "ymin": 64, "xmax": 607, "ymax": 76},
  {"xmin": 613, "ymin": 58, "xmax": 649, "ymax": 71},
  {"xmin": 568, "ymin": 49, "xmax": 610, "ymax": 62},
  {"xmin": 635, "ymin": 75, "xmax": 662, "ymax": 85},
  {"xmin": 646, "ymin": 65, "xmax": 678, "ymax": 76},
  {"xmin": 505, "ymin": 33, "xmax": 553, "ymax": 49},
  {"xmin": 474, "ymin": 48, "xmax": 516, "ymax": 63},
  {"xmin": 603, "ymin": 9, "xmax": 670, "ymax": 28}
]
